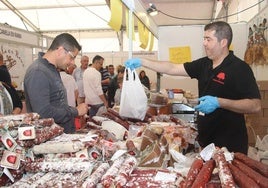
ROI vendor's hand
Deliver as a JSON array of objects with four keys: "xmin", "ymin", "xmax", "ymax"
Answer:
[
  {"xmin": 124, "ymin": 58, "xmax": 141, "ymax": 70},
  {"xmin": 194, "ymin": 95, "xmax": 219, "ymax": 114}
]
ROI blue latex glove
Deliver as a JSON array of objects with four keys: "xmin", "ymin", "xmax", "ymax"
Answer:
[
  {"xmin": 194, "ymin": 95, "xmax": 219, "ymax": 114},
  {"xmin": 124, "ymin": 58, "xmax": 141, "ymax": 70}
]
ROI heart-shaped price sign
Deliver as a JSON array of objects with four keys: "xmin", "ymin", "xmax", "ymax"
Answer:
[{"xmin": 0, "ymin": 150, "xmax": 21, "ymax": 169}]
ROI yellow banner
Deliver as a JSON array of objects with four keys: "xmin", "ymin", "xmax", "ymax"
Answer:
[
  {"xmin": 125, "ymin": 9, "xmax": 135, "ymax": 40},
  {"xmin": 148, "ymin": 32, "xmax": 154, "ymax": 51},
  {"xmin": 169, "ymin": 46, "xmax": 191, "ymax": 64},
  {"xmin": 138, "ymin": 20, "xmax": 149, "ymax": 49},
  {"xmin": 108, "ymin": 0, "xmax": 122, "ymax": 32}
]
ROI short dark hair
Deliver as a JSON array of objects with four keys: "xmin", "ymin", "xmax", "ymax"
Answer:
[
  {"xmin": 48, "ymin": 33, "xmax": 81, "ymax": 52},
  {"xmin": 204, "ymin": 21, "xmax": 233, "ymax": 48},
  {"xmin": 92, "ymin": 55, "xmax": 104, "ymax": 64}
]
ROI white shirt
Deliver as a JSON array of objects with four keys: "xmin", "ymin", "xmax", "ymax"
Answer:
[
  {"xmin": 60, "ymin": 71, "xmax": 78, "ymax": 107},
  {"xmin": 83, "ymin": 67, "xmax": 104, "ymax": 105}
]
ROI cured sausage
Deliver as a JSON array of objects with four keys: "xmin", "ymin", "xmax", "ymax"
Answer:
[
  {"xmin": 234, "ymin": 152, "xmax": 268, "ymax": 178},
  {"xmin": 213, "ymin": 150, "xmax": 235, "ymax": 188},
  {"xmin": 114, "ymin": 156, "xmax": 138, "ymax": 187},
  {"xmin": 232, "ymin": 159, "xmax": 268, "ymax": 188},
  {"xmin": 183, "ymin": 158, "xmax": 203, "ymax": 188},
  {"xmin": 101, "ymin": 157, "xmax": 125, "ymax": 188},
  {"xmin": 228, "ymin": 163, "xmax": 259, "ymax": 188},
  {"xmin": 191, "ymin": 159, "xmax": 215, "ymax": 188},
  {"xmin": 82, "ymin": 163, "xmax": 110, "ymax": 188}
]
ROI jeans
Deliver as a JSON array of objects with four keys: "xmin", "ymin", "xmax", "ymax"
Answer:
[{"xmin": 88, "ymin": 103, "xmax": 104, "ymax": 117}]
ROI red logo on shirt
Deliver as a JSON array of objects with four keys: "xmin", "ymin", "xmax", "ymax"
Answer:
[{"xmin": 213, "ymin": 72, "xmax": 225, "ymax": 85}]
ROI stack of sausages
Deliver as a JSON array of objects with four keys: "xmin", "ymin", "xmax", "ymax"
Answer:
[{"xmin": 182, "ymin": 150, "xmax": 268, "ymax": 188}]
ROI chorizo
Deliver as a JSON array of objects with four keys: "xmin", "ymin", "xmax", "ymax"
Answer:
[
  {"xmin": 228, "ymin": 163, "xmax": 259, "ymax": 188},
  {"xmin": 183, "ymin": 158, "xmax": 203, "ymax": 188},
  {"xmin": 234, "ymin": 152, "xmax": 268, "ymax": 178},
  {"xmin": 232, "ymin": 159, "xmax": 268, "ymax": 188},
  {"xmin": 191, "ymin": 159, "xmax": 215, "ymax": 188}
]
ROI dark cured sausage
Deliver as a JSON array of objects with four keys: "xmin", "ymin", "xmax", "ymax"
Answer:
[
  {"xmin": 183, "ymin": 158, "xmax": 203, "ymax": 188},
  {"xmin": 234, "ymin": 152, "xmax": 268, "ymax": 178},
  {"xmin": 191, "ymin": 159, "xmax": 215, "ymax": 188},
  {"xmin": 233, "ymin": 159, "xmax": 268, "ymax": 188},
  {"xmin": 228, "ymin": 163, "xmax": 260, "ymax": 188}
]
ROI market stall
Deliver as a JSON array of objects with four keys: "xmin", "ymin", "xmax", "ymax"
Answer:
[{"xmin": 1, "ymin": 100, "xmax": 268, "ymax": 187}]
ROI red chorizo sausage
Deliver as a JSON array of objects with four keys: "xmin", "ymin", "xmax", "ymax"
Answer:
[
  {"xmin": 232, "ymin": 159, "xmax": 268, "ymax": 187},
  {"xmin": 228, "ymin": 163, "xmax": 260, "ymax": 188},
  {"xmin": 183, "ymin": 158, "xmax": 204, "ymax": 188},
  {"xmin": 191, "ymin": 159, "xmax": 215, "ymax": 188},
  {"xmin": 234, "ymin": 152, "xmax": 268, "ymax": 178}
]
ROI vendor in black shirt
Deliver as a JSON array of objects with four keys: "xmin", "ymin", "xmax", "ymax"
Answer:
[{"xmin": 124, "ymin": 21, "xmax": 261, "ymax": 154}]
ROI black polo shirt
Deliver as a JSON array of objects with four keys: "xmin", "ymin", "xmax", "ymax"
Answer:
[{"xmin": 184, "ymin": 51, "xmax": 261, "ymax": 154}]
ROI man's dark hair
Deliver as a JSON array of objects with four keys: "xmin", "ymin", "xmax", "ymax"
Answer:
[
  {"xmin": 48, "ymin": 33, "xmax": 81, "ymax": 52},
  {"xmin": 92, "ymin": 55, "xmax": 104, "ymax": 64},
  {"xmin": 204, "ymin": 21, "xmax": 233, "ymax": 48}
]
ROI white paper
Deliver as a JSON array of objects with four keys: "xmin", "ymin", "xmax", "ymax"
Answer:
[
  {"xmin": 200, "ymin": 143, "xmax": 215, "ymax": 161},
  {"xmin": 154, "ymin": 171, "xmax": 176, "ymax": 182}
]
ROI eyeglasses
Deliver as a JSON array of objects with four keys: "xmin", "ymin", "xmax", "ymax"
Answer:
[{"xmin": 63, "ymin": 47, "xmax": 76, "ymax": 60}]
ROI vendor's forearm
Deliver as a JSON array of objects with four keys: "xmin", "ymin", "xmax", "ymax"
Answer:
[{"xmin": 218, "ymin": 98, "xmax": 261, "ymax": 114}]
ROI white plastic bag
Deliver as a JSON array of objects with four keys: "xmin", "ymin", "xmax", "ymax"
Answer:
[{"xmin": 119, "ymin": 68, "xmax": 147, "ymax": 120}]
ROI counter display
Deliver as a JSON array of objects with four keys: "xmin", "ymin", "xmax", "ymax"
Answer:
[{"xmin": 0, "ymin": 111, "xmax": 267, "ymax": 187}]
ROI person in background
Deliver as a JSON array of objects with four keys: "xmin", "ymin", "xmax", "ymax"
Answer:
[
  {"xmin": 0, "ymin": 53, "xmax": 12, "ymax": 85},
  {"xmin": 1, "ymin": 81, "xmax": 22, "ymax": 114},
  {"xmin": 0, "ymin": 81, "xmax": 13, "ymax": 116},
  {"xmin": 107, "ymin": 65, "xmax": 125, "ymax": 107},
  {"xmin": 114, "ymin": 73, "xmax": 124, "ymax": 106},
  {"xmin": 139, "ymin": 70, "xmax": 151, "ymax": 90},
  {"xmin": 125, "ymin": 21, "xmax": 261, "ymax": 154},
  {"xmin": 66, "ymin": 63, "xmax": 76, "ymax": 75},
  {"xmin": 59, "ymin": 65, "xmax": 78, "ymax": 107},
  {"xmin": 99, "ymin": 57, "xmax": 110, "ymax": 96},
  {"xmin": 108, "ymin": 64, "xmax": 116, "ymax": 79},
  {"xmin": 0, "ymin": 53, "xmax": 22, "ymax": 114},
  {"xmin": 73, "ymin": 55, "xmax": 89, "ymax": 104},
  {"xmin": 83, "ymin": 55, "xmax": 108, "ymax": 117},
  {"xmin": 24, "ymin": 33, "xmax": 88, "ymax": 133}
]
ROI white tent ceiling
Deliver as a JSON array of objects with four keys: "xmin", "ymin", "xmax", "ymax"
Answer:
[
  {"xmin": 1, "ymin": 0, "xmax": 266, "ymax": 35},
  {"xmin": 0, "ymin": 0, "xmax": 266, "ymax": 52}
]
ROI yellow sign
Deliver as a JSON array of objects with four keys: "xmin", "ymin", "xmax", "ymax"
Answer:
[
  {"xmin": 169, "ymin": 46, "xmax": 191, "ymax": 64},
  {"xmin": 108, "ymin": 0, "xmax": 122, "ymax": 32}
]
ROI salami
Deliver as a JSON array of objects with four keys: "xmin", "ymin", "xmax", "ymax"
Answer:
[
  {"xmin": 114, "ymin": 156, "xmax": 138, "ymax": 187},
  {"xmin": 24, "ymin": 158, "xmax": 94, "ymax": 173},
  {"xmin": 232, "ymin": 159, "xmax": 268, "ymax": 187},
  {"xmin": 213, "ymin": 150, "xmax": 235, "ymax": 188},
  {"xmin": 183, "ymin": 158, "xmax": 203, "ymax": 188},
  {"xmin": 101, "ymin": 157, "xmax": 125, "ymax": 187},
  {"xmin": 82, "ymin": 163, "xmax": 110, "ymax": 188},
  {"xmin": 234, "ymin": 152, "xmax": 268, "ymax": 178},
  {"xmin": 191, "ymin": 159, "xmax": 215, "ymax": 188},
  {"xmin": 228, "ymin": 163, "xmax": 259, "ymax": 188}
]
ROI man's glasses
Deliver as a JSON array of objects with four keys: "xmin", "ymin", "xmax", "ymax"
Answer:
[{"xmin": 63, "ymin": 47, "xmax": 76, "ymax": 60}]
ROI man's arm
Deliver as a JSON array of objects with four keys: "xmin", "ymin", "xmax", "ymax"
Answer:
[
  {"xmin": 136, "ymin": 58, "xmax": 189, "ymax": 77},
  {"xmin": 218, "ymin": 98, "xmax": 261, "ymax": 114}
]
